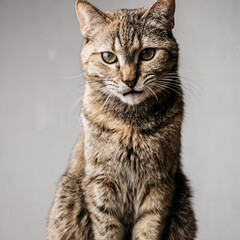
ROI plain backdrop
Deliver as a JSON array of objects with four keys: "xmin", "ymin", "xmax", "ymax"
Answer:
[{"xmin": 1, "ymin": 0, "xmax": 240, "ymax": 239}]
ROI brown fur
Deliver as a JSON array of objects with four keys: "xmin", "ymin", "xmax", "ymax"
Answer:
[{"xmin": 47, "ymin": 0, "xmax": 197, "ymax": 239}]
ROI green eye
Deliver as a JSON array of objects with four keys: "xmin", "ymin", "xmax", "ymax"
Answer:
[
  {"xmin": 101, "ymin": 52, "xmax": 117, "ymax": 64},
  {"xmin": 139, "ymin": 48, "xmax": 156, "ymax": 61}
]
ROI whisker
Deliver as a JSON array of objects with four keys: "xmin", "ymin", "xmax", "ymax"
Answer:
[
  {"xmin": 89, "ymin": 87, "xmax": 107, "ymax": 105},
  {"xmin": 63, "ymin": 84, "xmax": 85, "ymax": 101},
  {"xmin": 146, "ymin": 86, "xmax": 158, "ymax": 101},
  {"xmin": 163, "ymin": 72, "xmax": 199, "ymax": 85},
  {"xmin": 161, "ymin": 84, "xmax": 183, "ymax": 96},
  {"xmin": 159, "ymin": 84, "xmax": 171, "ymax": 96},
  {"xmin": 145, "ymin": 87, "xmax": 155, "ymax": 100},
  {"xmin": 143, "ymin": 76, "xmax": 156, "ymax": 85},
  {"xmin": 106, "ymin": 83, "xmax": 118, "ymax": 88},
  {"xmin": 160, "ymin": 78, "xmax": 198, "ymax": 98},
  {"xmin": 61, "ymin": 73, "xmax": 85, "ymax": 79},
  {"xmin": 109, "ymin": 80, "xmax": 118, "ymax": 84},
  {"xmin": 102, "ymin": 94, "xmax": 114, "ymax": 114},
  {"xmin": 100, "ymin": 92, "xmax": 113, "ymax": 112},
  {"xmin": 165, "ymin": 72, "xmax": 201, "ymax": 89},
  {"xmin": 149, "ymin": 82, "xmax": 183, "ymax": 97},
  {"xmin": 69, "ymin": 95, "xmax": 83, "ymax": 119},
  {"xmin": 160, "ymin": 79, "xmax": 181, "ymax": 85},
  {"xmin": 156, "ymin": 74, "xmax": 199, "ymax": 98},
  {"xmin": 87, "ymin": 91, "xmax": 108, "ymax": 118}
]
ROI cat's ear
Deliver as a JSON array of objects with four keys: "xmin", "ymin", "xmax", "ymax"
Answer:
[
  {"xmin": 75, "ymin": 0, "xmax": 109, "ymax": 38},
  {"xmin": 142, "ymin": 0, "xmax": 175, "ymax": 29}
]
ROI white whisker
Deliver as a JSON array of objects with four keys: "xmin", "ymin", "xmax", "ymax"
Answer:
[
  {"xmin": 100, "ymin": 93, "xmax": 112, "ymax": 112},
  {"xmin": 149, "ymin": 82, "xmax": 183, "ymax": 97},
  {"xmin": 69, "ymin": 96, "xmax": 83, "ymax": 119},
  {"xmin": 61, "ymin": 73, "xmax": 85, "ymax": 79},
  {"xmin": 146, "ymin": 86, "xmax": 158, "ymax": 101}
]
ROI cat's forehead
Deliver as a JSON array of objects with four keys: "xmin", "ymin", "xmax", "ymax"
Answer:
[
  {"xmin": 99, "ymin": 9, "xmax": 168, "ymax": 57},
  {"xmin": 105, "ymin": 9, "xmax": 145, "ymax": 51}
]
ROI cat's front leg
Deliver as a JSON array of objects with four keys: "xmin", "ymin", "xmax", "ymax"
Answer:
[
  {"xmin": 47, "ymin": 173, "xmax": 93, "ymax": 240},
  {"xmin": 84, "ymin": 176, "xmax": 125, "ymax": 240},
  {"xmin": 132, "ymin": 181, "xmax": 173, "ymax": 240}
]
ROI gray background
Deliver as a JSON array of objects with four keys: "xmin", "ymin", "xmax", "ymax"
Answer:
[{"xmin": 0, "ymin": 0, "xmax": 240, "ymax": 239}]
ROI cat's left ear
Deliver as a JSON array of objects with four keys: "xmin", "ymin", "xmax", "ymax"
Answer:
[
  {"xmin": 75, "ymin": 0, "xmax": 109, "ymax": 38},
  {"xmin": 142, "ymin": 0, "xmax": 175, "ymax": 29}
]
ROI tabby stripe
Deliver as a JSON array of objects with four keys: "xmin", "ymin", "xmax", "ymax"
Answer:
[
  {"xmin": 135, "ymin": 209, "xmax": 160, "ymax": 224},
  {"xmin": 139, "ymin": 183, "xmax": 157, "ymax": 207},
  {"xmin": 97, "ymin": 223, "xmax": 120, "ymax": 237},
  {"xmin": 94, "ymin": 204, "xmax": 122, "ymax": 223},
  {"xmin": 85, "ymin": 177, "xmax": 119, "ymax": 196},
  {"xmin": 117, "ymin": 31, "xmax": 123, "ymax": 48},
  {"xmin": 91, "ymin": 212, "xmax": 121, "ymax": 237},
  {"xmin": 96, "ymin": 205, "xmax": 109, "ymax": 215},
  {"xmin": 92, "ymin": 204, "xmax": 122, "ymax": 221},
  {"xmin": 77, "ymin": 208, "xmax": 88, "ymax": 222}
]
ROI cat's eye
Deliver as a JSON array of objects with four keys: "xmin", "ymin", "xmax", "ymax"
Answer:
[
  {"xmin": 101, "ymin": 52, "xmax": 117, "ymax": 64},
  {"xmin": 139, "ymin": 48, "xmax": 156, "ymax": 61}
]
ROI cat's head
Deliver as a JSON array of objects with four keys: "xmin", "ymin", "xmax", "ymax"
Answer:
[{"xmin": 76, "ymin": 0, "xmax": 179, "ymax": 106}]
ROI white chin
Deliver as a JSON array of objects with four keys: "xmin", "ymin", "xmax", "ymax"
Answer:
[{"xmin": 118, "ymin": 93, "xmax": 146, "ymax": 105}]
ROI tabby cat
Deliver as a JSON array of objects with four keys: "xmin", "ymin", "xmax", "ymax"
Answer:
[{"xmin": 47, "ymin": 0, "xmax": 197, "ymax": 239}]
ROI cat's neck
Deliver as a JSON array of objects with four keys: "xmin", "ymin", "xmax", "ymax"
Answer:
[{"xmin": 82, "ymin": 82, "xmax": 183, "ymax": 132}]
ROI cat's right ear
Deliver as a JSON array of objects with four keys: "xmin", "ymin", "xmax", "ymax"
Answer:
[{"xmin": 75, "ymin": 0, "xmax": 109, "ymax": 38}]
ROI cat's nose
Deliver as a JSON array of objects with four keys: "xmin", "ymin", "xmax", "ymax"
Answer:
[
  {"xmin": 121, "ymin": 64, "xmax": 138, "ymax": 88},
  {"xmin": 122, "ymin": 78, "xmax": 137, "ymax": 88}
]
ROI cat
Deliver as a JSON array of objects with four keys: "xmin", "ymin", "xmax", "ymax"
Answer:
[{"xmin": 47, "ymin": 0, "xmax": 197, "ymax": 239}]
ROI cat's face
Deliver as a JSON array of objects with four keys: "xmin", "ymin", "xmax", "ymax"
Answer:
[{"xmin": 77, "ymin": 0, "xmax": 178, "ymax": 105}]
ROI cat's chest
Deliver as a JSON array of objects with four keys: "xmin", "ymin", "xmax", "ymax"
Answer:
[
  {"xmin": 83, "ymin": 122, "xmax": 164, "ymax": 222},
  {"xmin": 84, "ymin": 123, "xmax": 162, "ymax": 183}
]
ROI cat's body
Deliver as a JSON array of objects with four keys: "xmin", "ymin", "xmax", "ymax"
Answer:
[{"xmin": 48, "ymin": 0, "xmax": 197, "ymax": 239}]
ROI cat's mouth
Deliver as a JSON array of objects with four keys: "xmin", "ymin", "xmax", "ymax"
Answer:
[{"xmin": 123, "ymin": 90, "xmax": 143, "ymax": 96}]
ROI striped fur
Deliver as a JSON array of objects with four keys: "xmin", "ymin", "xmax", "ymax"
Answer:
[{"xmin": 47, "ymin": 0, "xmax": 197, "ymax": 239}]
